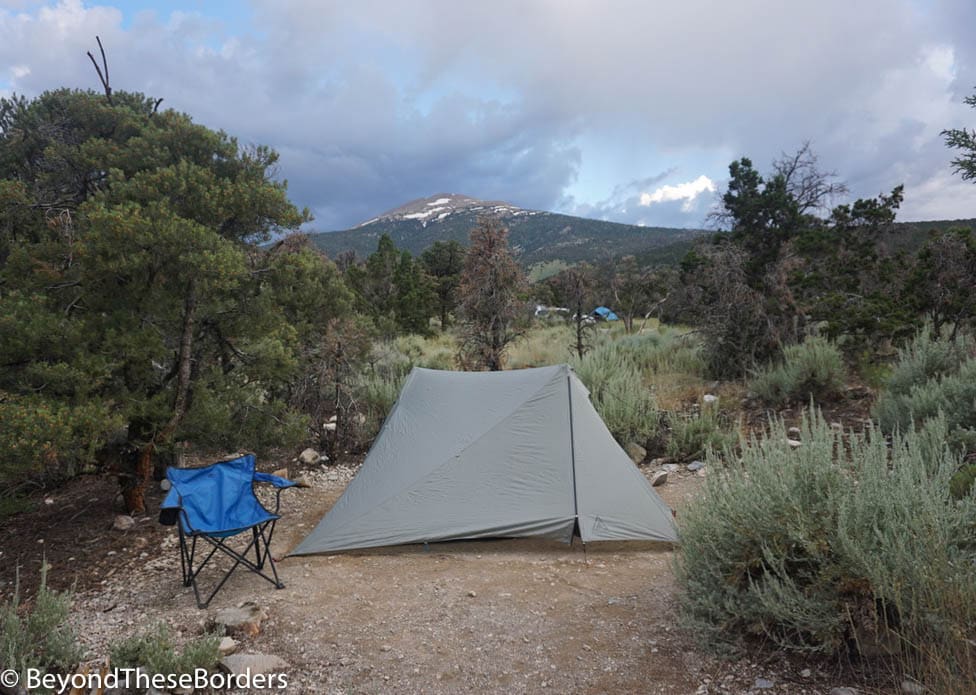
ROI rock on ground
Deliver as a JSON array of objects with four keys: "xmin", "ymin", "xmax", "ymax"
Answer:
[{"xmin": 213, "ymin": 602, "xmax": 266, "ymax": 638}]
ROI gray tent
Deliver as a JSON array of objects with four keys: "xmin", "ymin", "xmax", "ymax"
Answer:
[{"xmin": 291, "ymin": 364, "xmax": 677, "ymax": 555}]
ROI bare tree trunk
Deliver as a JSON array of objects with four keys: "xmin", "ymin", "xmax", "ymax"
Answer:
[{"xmin": 123, "ymin": 282, "xmax": 197, "ymax": 513}]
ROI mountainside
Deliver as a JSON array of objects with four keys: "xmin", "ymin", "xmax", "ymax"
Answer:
[{"xmin": 307, "ymin": 194, "xmax": 705, "ymax": 266}]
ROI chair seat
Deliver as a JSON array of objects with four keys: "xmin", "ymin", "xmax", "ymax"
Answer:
[{"xmin": 158, "ymin": 453, "xmax": 295, "ymax": 608}]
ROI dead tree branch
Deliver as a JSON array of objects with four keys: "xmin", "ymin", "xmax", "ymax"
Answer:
[{"xmin": 86, "ymin": 36, "xmax": 112, "ymax": 104}]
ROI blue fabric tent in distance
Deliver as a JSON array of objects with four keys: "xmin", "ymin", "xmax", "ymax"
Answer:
[{"xmin": 592, "ymin": 306, "xmax": 619, "ymax": 321}]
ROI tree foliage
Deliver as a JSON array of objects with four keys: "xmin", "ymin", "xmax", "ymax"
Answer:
[
  {"xmin": 0, "ymin": 89, "xmax": 351, "ymax": 511},
  {"xmin": 456, "ymin": 217, "xmax": 526, "ymax": 371},
  {"xmin": 943, "ymin": 91, "xmax": 976, "ymax": 182},
  {"xmin": 682, "ymin": 144, "xmax": 909, "ymax": 376},
  {"xmin": 420, "ymin": 239, "xmax": 465, "ymax": 329}
]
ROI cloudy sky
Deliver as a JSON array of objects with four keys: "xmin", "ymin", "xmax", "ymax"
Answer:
[{"xmin": 2, "ymin": 0, "xmax": 976, "ymax": 231}]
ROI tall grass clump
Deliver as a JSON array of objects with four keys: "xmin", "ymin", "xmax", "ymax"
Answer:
[
  {"xmin": 665, "ymin": 406, "xmax": 738, "ymax": 462},
  {"xmin": 676, "ymin": 409, "xmax": 976, "ymax": 691},
  {"xmin": 572, "ymin": 345, "xmax": 659, "ymax": 446},
  {"xmin": 750, "ymin": 337, "xmax": 847, "ymax": 405},
  {"xmin": 506, "ymin": 324, "xmax": 575, "ymax": 368},
  {"xmin": 1, "ymin": 564, "xmax": 83, "ymax": 691}
]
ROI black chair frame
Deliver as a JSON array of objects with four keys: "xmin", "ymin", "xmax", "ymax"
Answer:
[{"xmin": 173, "ymin": 484, "xmax": 291, "ymax": 609}]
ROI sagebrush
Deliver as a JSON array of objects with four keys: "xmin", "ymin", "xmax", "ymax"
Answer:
[
  {"xmin": 750, "ymin": 336, "xmax": 847, "ymax": 405},
  {"xmin": 1, "ymin": 564, "xmax": 83, "ymax": 692},
  {"xmin": 676, "ymin": 409, "xmax": 976, "ymax": 691}
]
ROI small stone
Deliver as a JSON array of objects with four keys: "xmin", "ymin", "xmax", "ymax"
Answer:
[
  {"xmin": 800, "ymin": 668, "xmax": 812, "ymax": 678},
  {"xmin": 113, "ymin": 515, "xmax": 135, "ymax": 532},
  {"xmin": 650, "ymin": 470, "xmax": 668, "ymax": 487},
  {"xmin": 159, "ymin": 479, "xmax": 172, "ymax": 492},
  {"xmin": 901, "ymin": 680, "xmax": 924, "ymax": 695},
  {"xmin": 467, "ymin": 590, "xmax": 477, "ymax": 597},
  {"xmin": 755, "ymin": 677, "xmax": 774, "ymax": 689},
  {"xmin": 787, "ymin": 426, "xmax": 801, "ymax": 438},
  {"xmin": 218, "ymin": 636, "xmax": 238, "ymax": 656},
  {"xmin": 298, "ymin": 448, "xmax": 321, "ymax": 465},
  {"xmin": 686, "ymin": 461, "xmax": 705, "ymax": 472},
  {"xmin": 220, "ymin": 653, "xmax": 289, "ymax": 676},
  {"xmin": 702, "ymin": 394, "xmax": 718, "ymax": 404},
  {"xmin": 830, "ymin": 421, "xmax": 843, "ymax": 431},
  {"xmin": 213, "ymin": 602, "xmax": 266, "ymax": 638},
  {"xmin": 787, "ymin": 438, "xmax": 802, "ymax": 448},
  {"xmin": 44, "ymin": 497, "xmax": 55, "ymax": 505},
  {"xmin": 625, "ymin": 442, "xmax": 647, "ymax": 464},
  {"xmin": 829, "ymin": 688, "xmax": 858, "ymax": 695},
  {"xmin": 662, "ymin": 463, "xmax": 680, "ymax": 473},
  {"xmin": 380, "ymin": 644, "xmax": 392, "ymax": 652},
  {"xmin": 323, "ymin": 422, "xmax": 337, "ymax": 432}
]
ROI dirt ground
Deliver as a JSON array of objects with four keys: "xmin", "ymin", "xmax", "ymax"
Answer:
[{"xmin": 1, "ymin": 456, "xmax": 876, "ymax": 695}]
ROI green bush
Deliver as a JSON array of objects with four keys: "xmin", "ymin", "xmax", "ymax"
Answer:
[
  {"xmin": 110, "ymin": 623, "xmax": 220, "ymax": 677},
  {"xmin": 1, "ymin": 564, "xmax": 84, "ymax": 691},
  {"xmin": 0, "ymin": 393, "xmax": 122, "ymax": 489},
  {"xmin": 572, "ymin": 346, "xmax": 659, "ymax": 446},
  {"xmin": 676, "ymin": 409, "xmax": 976, "ymax": 690},
  {"xmin": 750, "ymin": 337, "xmax": 847, "ymax": 405},
  {"xmin": 665, "ymin": 407, "xmax": 738, "ymax": 462},
  {"xmin": 874, "ymin": 329, "xmax": 976, "ymax": 461}
]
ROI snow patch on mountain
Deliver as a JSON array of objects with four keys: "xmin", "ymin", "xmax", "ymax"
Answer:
[{"xmin": 356, "ymin": 193, "xmax": 540, "ymax": 228}]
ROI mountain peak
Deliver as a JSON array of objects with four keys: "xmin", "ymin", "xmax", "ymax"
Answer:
[{"xmin": 356, "ymin": 193, "xmax": 538, "ymax": 228}]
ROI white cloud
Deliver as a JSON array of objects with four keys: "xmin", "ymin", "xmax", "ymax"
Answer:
[{"xmin": 640, "ymin": 175, "xmax": 716, "ymax": 212}]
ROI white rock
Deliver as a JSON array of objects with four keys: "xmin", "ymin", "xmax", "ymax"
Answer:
[
  {"xmin": 159, "ymin": 478, "xmax": 172, "ymax": 492},
  {"xmin": 829, "ymin": 688, "xmax": 858, "ymax": 695},
  {"xmin": 787, "ymin": 426, "xmax": 801, "ymax": 438},
  {"xmin": 787, "ymin": 438, "xmax": 802, "ymax": 448},
  {"xmin": 650, "ymin": 470, "xmax": 668, "ymax": 487},
  {"xmin": 686, "ymin": 461, "xmax": 705, "ymax": 472},
  {"xmin": 702, "ymin": 394, "xmax": 718, "ymax": 404},
  {"xmin": 901, "ymin": 680, "xmax": 924, "ymax": 695},
  {"xmin": 218, "ymin": 636, "xmax": 238, "ymax": 656},
  {"xmin": 662, "ymin": 463, "xmax": 680, "ymax": 473},
  {"xmin": 113, "ymin": 515, "xmax": 135, "ymax": 532},
  {"xmin": 298, "ymin": 448, "xmax": 321, "ymax": 465},
  {"xmin": 323, "ymin": 422, "xmax": 337, "ymax": 432},
  {"xmin": 800, "ymin": 668, "xmax": 812, "ymax": 678},
  {"xmin": 220, "ymin": 653, "xmax": 289, "ymax": 676},
  {"xmin": 625, "ymin": 442, "xmax": 647, "ymax": 464},
  {"xmin": 755, "ymin": 677, "xmax": 774, "ymax": 689}
]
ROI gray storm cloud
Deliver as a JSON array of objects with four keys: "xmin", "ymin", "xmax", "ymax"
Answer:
[{"xmin": 1, "ymin": 0, "xmax": 974, "ymax": 229}]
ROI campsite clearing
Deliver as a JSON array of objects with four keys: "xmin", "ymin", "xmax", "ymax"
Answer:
[{"xmin": 1, "ymin": 461, "xmax": 840, "ymax": 694}]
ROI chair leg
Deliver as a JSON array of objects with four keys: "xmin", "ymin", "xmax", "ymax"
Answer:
[{"xmin": 179, "ymin": 523, "xmax": 286, "ymax": 608}]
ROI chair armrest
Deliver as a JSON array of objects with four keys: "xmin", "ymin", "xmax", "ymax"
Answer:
[{"xmin": 254, "ymin": 472, "xmax": 298, "ymax": 488}]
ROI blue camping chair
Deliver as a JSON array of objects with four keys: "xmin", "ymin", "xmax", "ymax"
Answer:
[{"xmin": 159, "ymin": 454, "xmax": 297, "ymax": 608}]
